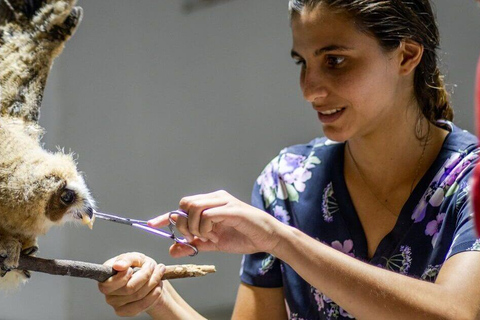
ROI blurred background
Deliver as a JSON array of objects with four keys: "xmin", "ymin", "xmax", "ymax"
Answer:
[{"xmin": 1, "ymin": 0, "xmax": 479, "ymax": 319}]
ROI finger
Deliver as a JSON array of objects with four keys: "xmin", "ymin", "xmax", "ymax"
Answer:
[
  {"xmin": 178, "ymin": 191, "xmax": 228, "ymax": 215},
  {"xmin": 98, "ymin": 268, "xmax": 134, "ymax": 295},
  {"xmin": 175, "ymin": 191, "xmax": 229, "ymax": 241},
  {"xmin": 174, "ymin": 214, "xmax": 194, "ymax": 243},
  {"xmin": 99, "ymin": 253, "xmax": 149, "ymax": 294},
  {"xmin": 182, "ymin": 198, "xmax": 228, "ymax": 240},
  {"xmin": 177, "ymin": 194, "xmax": 210, "ymax": 241},
  {"xmin": 108, "ymin": 252, "xmax": 150, "ymax": 271},
  {"xmin": 202, "ymin": 205, "xmax": 250, "ymax": 226},
  {"xmin": 109, "ymin": 259, "xmax": 156, "ymax": 297},
  {"xmin": 106, "ymin": 264, "xmax": 165, "ymax": 308},
  {"xmin": 113, "ymin": 283, "xmax": 164, "ymax": 317},
  {"xmin": 199, "ymin": 215, "xmax": 219, "ymax": 243},
  {"xmin": 102, "ymin": 256, "xmax": 119, "ymax": 268},
  {"xmin": 168, "ymin": 240, "xmax": 217, "ymax": 258},
  {"xmin": 147, "ymin": 213, "xmax": 170, "ymax": 228}
]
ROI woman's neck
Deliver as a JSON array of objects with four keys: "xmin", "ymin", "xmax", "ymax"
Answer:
[{"xmin": 345, "ymin": 117, "xmax": 449, "ymax": 197}]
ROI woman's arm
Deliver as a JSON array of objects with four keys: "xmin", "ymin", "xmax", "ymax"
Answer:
[
  {"xmin": 153, "ymin": 190, "xmax": 480, "ymax": 320},
  {"xmin": 232, "ymin": 283, "xmax": 287, "ymax": 319},
  {"xmin": 146, "ymin": 280, "xmax": 207, "ymax": 320},
  {"xmin": 98, "ymin": 252, "xmax": 284, "ymax": 319},
  {"xmin": 274, "ymin": 226, "xmax": 480, "ymax": 320}
]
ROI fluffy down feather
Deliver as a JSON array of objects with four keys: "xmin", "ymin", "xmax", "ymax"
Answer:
[{"xmin": 0, "ymin": 0, "xmax": 95, "ymax": 289}]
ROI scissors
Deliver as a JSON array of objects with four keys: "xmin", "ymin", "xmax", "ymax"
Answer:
[{"xmin": 92, "ymin": 209, "xmax": 198, "ymax": 256}]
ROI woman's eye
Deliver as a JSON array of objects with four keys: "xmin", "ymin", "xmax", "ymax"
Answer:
[
  {"xmin": 325, "ymin": 56, "xmax": 345, "ymax": 67},
  {"xmin": 294, "ymin": 59, "xmax": 306, "ymax": 68}
]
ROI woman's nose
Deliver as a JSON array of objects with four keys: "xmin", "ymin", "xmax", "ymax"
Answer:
[{"xmin": 301, "ymin": 68, "xmax": 328, "ymax": 103}]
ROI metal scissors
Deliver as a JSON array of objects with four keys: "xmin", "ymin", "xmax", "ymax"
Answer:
[{"xmin": 93, "ymin": 209, "xmax": 198, "ymax": 256}]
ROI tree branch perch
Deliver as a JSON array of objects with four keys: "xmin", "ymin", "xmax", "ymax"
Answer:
[{"xmin": 0, "ymin": 254, "xmax": 215, "ymax": 282}]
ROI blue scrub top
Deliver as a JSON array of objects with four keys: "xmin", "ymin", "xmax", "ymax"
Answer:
[{"xmin": 240, "ymin": 121, "xmax": 480, "ymax": 320}]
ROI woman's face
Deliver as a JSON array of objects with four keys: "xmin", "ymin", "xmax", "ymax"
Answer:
[{"xmin": 291, "ymin": 6, "xmax": 411, "ymax": 142}]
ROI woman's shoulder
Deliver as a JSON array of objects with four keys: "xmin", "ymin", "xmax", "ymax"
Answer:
[
  {"xmin": 254, "ymin": 137, "xmax": 342, "ymax": 209},
  {"xmin": 440, "ymin": 120, "xmax": 478, "ymax": 153},
  {"xmin": 261, "ymin": 137, "xmax": 343, "ymax": 173}
]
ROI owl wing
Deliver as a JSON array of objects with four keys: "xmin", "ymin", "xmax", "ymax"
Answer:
[{"xmin": 0, "ymin": 0, "xmax": 82, "ymax": 123}]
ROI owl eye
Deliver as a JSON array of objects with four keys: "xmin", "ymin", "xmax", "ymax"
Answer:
[{"xmin": 60, "ymin": 189, "xmax": 76, "ymax": 205}]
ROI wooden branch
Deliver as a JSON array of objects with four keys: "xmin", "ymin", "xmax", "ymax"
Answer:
[{"xmin": 0, "ymin": 254, "xmax": 215, "ymax": 282}]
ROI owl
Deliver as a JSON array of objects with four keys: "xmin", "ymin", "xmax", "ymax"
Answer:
[{"xmin": 0, "ymin": 0, "xmax": 95, "ymax": 288}]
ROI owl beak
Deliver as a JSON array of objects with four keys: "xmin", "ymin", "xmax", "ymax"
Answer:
[
  {"xmin": 80, "ymin": 205, "xmax": 95, "ymax": 230},
  {"xmin": 85, "ymin": 206, "xmax": 94, "ymax": 219}
]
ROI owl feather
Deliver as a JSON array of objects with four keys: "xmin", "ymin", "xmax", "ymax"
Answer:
[{"xmin": 0, "ymin": 0, "xmax": 95, "ymax": 289}]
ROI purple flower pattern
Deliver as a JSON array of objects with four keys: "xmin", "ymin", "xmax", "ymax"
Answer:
[
  {"xmin": 412, "ymin": 150, "xmax": 478, "ymax": 223},
  {"xmin": 383, "ymin": 245, "xmax": 412, "ymax": 275},
  {"xmin": 257, "ymin": 149, "xmax": 321, "ymax": 208},
  {"xmin": 258, "ymin": 254, "xmax": 276, "ymax": 276},
  {"xmin": 421, "ymin": 264, "xmax": 443, "ymax": 281},
  {"xmin": 322, "ymin": 182, "xmax": 338, "ymax": 223},
  {"xmin": 425, "ymin": 213, "xmax": 446, "ymax": 247},
  {"xmin": 311, "ymin": 289, "xmax": 354, "ymax": 319},
  {"xmin": 315, "ymin": 289, "xmax": 355, "ymax": 319},
  {"xmin": 273, "ymin": 205, "xmax": 290, "ymax": 224},
  {"xmin": 331, "ymin": 240, "xmax": 355, "ymax": 257}
]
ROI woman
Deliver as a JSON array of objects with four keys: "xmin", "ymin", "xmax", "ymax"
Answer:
[{"xmin": 98, "ymin": 1, "xmax": 480, "ymax": 319}]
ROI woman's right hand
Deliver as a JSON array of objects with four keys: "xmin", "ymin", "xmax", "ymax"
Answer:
[
  {"xmin": 148, "ymin": 190, "xmax": 287, "ymax": 258},
  {"xmin": 98, "ymin": 252, "xmax": 166, "ymax": 317}
]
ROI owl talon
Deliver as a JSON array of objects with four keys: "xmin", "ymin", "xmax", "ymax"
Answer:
[
  {"xmin": 21, "ymin": 246, "xmax": 38, "ymax": 256},
  {"xmin": 22, "ymin": 270, "xmax": 31, "ymax": 278},
  {"xmin": 0, "ymin": 237, "xmax": 22, "ymax": 273},
  {"xmin": 1, "ymin": 265, "xmax": 11, "ymax": 272},
  {"xmin": 0, "ymin": 270, "xmax": 7, "ymax": 277}
]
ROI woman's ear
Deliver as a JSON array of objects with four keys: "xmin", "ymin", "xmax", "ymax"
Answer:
[{"xmin": 398, "ymin": 40, "xmax": 424, "ymax": 76}]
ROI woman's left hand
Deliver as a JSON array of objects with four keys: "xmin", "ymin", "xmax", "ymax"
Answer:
[
  {"xmin": 98, "ymin": 252, "xmax": 166, "ymax": 317},
  {"xmin": 148, "ymin": 190, "xmax": 284, "ymax": 258}
]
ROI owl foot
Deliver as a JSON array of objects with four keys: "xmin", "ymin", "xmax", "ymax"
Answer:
[
  {"xmin": 21, "ymin": 246, "xmax": 38, "ymax": 256},
  {"xmin": 15, "ymin": 246, "xmax": 38, "ymax": 278},
  {"xmin": 0, "ymin": 237, "xmax": 22, "ymax": 277}
]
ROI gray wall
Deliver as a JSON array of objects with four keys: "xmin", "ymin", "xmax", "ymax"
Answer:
[{"xmin": 1, "ymin": 1, "xmax": 479, "ymax": 319}]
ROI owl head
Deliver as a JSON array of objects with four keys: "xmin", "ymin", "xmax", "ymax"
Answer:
[{"xmin": 0, "ymin": 119, "xmax": 96, "ymax": 238}]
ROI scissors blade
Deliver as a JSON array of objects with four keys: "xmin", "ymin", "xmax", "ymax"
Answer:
[
  {"xmin": 93, "ymin": 210, "xmax": 147, "ymax": 226},
  {"xmin": 132, "ymin": 223, "xmax": 174, "ymax": 239}
]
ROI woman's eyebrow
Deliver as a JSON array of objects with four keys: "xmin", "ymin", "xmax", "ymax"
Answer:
[{"xmin": 291, "ymin": 45, "xmax": 354, "ymax": 59}]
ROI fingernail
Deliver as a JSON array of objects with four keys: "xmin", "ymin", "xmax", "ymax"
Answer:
[
  {"xmin": 186, "ymin": 235, "xmax": 194, "ymax": 242},
  {"xmin": 116, "ymin": 259, "xmax": 128, "ymax": 266},
  {"xmin": 200, "ymin": 237, "xmax": 208, "ymax": 242},
  {"xmin": 159, "ymin": 264, "xmax": 166, "ymax": 275},
  {"xmin": 126, "ymin": 267, "xmax": 134, "ymax": 277}
]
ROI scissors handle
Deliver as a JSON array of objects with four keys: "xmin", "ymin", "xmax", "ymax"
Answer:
[
  {"xmin": 168, "ymin": 210, "xmax": 188, "ymax": 226},
  {"xmin": 167, "ymin": 210, "xmax": 198, "ymax": 256}
]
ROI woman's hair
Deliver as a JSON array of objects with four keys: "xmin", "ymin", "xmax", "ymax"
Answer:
[{"xmin": 288, "ymin": 0, "xmax": 453, "ymax": 122}]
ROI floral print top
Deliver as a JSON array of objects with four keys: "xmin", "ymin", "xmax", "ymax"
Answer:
[{"xmin": 240, "ymin": 121, "xmax": 480, "ymax": 320}]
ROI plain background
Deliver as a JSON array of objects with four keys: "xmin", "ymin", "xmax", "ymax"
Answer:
[{"xmin": 1, "ymin": 0, "xmax": 479, "ymax": 319}]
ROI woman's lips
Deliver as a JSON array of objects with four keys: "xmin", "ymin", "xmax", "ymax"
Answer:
[{"xmin": 317, "ymin": 107, "xmax": 346, "ymax": 124}]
